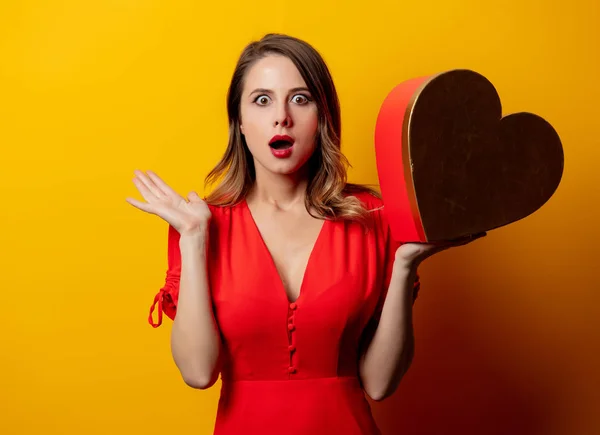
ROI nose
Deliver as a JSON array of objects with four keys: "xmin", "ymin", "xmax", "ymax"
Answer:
[{"xmin": 274, "ymin": 102, "xmax": 293, "ymax": 128}]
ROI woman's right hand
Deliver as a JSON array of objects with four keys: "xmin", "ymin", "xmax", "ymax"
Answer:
[{"xmin": 126, "ymin": 170, "xmax": 212, "ymax": 236}]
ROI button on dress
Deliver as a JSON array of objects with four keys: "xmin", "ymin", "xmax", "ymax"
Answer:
[{"xmin": 148, "ymin": 192, "xmax": 420, "ymax": 434}]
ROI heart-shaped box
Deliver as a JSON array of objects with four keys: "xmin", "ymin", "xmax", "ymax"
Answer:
[{"xmin": 374, "ymin": 69, "xmax": 564, "ymax": 242}]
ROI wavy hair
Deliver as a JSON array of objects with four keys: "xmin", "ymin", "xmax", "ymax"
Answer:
[{"xmin": 204, "ymin": 33, "xmax": 380, "ymax": 224}]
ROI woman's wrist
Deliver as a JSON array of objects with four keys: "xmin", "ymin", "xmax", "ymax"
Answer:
[
  {"xmin": 393, "ymin": 252, "xmax": 419, "ymax": 275},
  {"xmin": 179, "ymin": 227, "xmax": 209, "ymax": 250}
]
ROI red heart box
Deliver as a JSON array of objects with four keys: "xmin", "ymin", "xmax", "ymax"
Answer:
[{"xmin": 374, "ymin": 69, "xmax": 564, "ymax": 243}]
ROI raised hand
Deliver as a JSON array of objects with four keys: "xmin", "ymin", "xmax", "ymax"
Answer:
[
  {"xmin": 395, "ymin": 232, "xmax": 487, "ymax": 269},
  {"xmin": 126, "ymin": 170, "xmax": 212, "ymax": 236}
]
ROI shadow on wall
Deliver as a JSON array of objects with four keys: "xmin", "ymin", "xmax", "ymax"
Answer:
[{"xmin": 369, "ymin": 249, "xmax": 565, "ymax": 435}]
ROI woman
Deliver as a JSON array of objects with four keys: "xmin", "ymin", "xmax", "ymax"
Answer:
[{"xmin": 126, "ymin": 33, "xmax": 483, "ymax": 434}]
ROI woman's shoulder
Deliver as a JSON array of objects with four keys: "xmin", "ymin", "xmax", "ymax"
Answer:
[
  {"xmin": 343, "ymin": 185, "xmax": 385, "ymax": 213},
  {"xmin": 204, "ymin": 197, "xmax": 245, "ymax": 217},
  {"xmin": 340, "ymin": 185, "xmax": 390, "ymax": 235},
  {"xmin": 350, "ymin": 190, "xmax": 384, "ymax": 208}
]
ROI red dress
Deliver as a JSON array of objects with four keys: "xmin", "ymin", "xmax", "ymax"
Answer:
[{"xmin": 148, "ymin": 192, "xmax": 420, "ymax": 434}]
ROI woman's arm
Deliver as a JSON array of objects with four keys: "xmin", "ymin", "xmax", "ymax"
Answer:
[
  {"xmin": 359, "ymin": 232, "xmax": 486, "ymax": 401},
  {"xmin": 170, "ymin": 230, "xmax": 222, "ymax": 389},
  {"xmin": 359, "ymin": 255, "xmax": 417, "ymax": 402}
]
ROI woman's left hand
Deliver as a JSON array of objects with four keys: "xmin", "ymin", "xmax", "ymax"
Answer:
[{"xmin": 395, "ymin": 232, "xmax": 487, "ymax": 270}]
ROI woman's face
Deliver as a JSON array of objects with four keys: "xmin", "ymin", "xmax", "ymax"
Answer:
[{"xmin": 239, "ymin": 54, "xmax": 319, "ymax": 176}]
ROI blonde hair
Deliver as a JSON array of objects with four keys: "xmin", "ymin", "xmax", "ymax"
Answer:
[{"xmin": 204, "ymin": 33, "xmax": 380, "ymax": 225}]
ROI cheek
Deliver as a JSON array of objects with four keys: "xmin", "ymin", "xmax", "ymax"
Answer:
[
  {"xmin": 240, "ymin": 112, "xmax": 268, "ymax": 148},
  {"xmin": 294, "ymin": 107, "xmax": 318, "ymax": 133}
]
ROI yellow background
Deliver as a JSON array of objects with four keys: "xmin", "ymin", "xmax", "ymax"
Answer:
[{"xmin": 1, "ymin": 1, "xmax": 598, "ymax": 434}]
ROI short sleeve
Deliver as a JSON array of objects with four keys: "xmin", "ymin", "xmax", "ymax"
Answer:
[
  {"xmin": 148, "ymin": 224, "xmax": 181, "ymax": 328},
  {"xmin": 374, "ymin": 205, "xmax": 421, "ymax": 321}
]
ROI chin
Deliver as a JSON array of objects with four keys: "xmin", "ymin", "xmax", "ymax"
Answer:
[
  {"xmin": 255, "ymin": 152, "xmax": 313, "ymax": 176},
  {"xmin": 265, "ymin": 160, "xmax": 306, "ymax": 175}
]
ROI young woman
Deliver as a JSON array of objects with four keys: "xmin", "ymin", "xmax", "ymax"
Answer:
[{"xmin": 127, "ymin": 33, "xmax": 483, "ymax": 435}]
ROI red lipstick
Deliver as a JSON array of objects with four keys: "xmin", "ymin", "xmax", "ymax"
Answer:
[{"xmin": 269, "ymin": 135, "xmax": 295, "ymax": 158}]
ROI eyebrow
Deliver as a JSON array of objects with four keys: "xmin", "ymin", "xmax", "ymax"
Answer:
[{"xmin": 249, "ymin": 87, "xmax": 311, "ymax": 96}]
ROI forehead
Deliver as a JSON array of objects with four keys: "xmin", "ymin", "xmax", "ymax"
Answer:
[{"xmin": 243, "ymin": 55, "xmax": 307, "ymax": 92}]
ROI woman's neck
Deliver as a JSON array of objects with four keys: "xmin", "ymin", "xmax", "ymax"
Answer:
[{"xmin": 248, "ymin": 165, "xmax": 309, "ymax": 211}]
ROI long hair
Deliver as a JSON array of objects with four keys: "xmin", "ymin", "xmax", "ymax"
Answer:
[{"xmin": 204, "ymin": 33, "xmax": 380, "ymax": 224}]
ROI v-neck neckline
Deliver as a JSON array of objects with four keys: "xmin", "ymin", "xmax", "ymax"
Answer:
[{"xmin": 243, "ymin": 197, "xmax": 328, "ymax": 305}]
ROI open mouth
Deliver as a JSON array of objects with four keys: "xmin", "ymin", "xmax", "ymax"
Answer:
[{"xmin": 269, "ymin": 139, "xmax": 294, "ymax": 150}]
